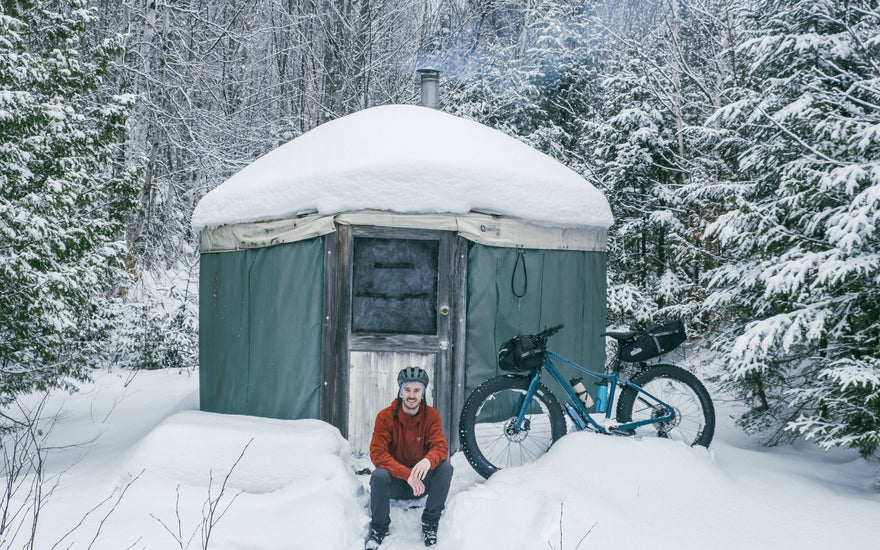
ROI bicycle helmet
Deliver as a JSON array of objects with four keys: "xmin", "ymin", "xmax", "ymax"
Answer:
[{"xmin": 397, "ymin": 366, "xmax": 429, "ymax": 389}]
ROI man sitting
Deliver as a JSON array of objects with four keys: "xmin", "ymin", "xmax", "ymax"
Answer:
[{"xmin": 365, "ymin": 367, "xmax": 453, "ymax": 548}]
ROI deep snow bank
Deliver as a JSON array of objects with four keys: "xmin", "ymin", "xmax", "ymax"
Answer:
[
  {"xmin": 107, "ymin": 412, "xmax": 368, "ymax": 549},
  {"xmin": 441, "ymin": 429, "xmax": 880, "ymax": 550},
  {"xmin": 11, "ymin": 369, "xmax": 880, "ymax": 550}
]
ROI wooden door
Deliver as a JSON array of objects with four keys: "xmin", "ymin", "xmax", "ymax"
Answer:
[{"xmin": 322, "ymin": 225, "xmax": 461, "ymax": 454}]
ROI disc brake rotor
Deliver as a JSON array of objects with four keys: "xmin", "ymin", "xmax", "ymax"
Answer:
[{"xmin": 504, "ymin": 418, "xmax": 531, "ymax": 441}]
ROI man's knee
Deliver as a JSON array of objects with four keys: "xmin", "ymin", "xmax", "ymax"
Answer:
[
  {"xmin": 370, "ymin": 468, "xmax": 392, "ymax": 490},
  {"xmin": 435, "ymin": 459, "xmax": 453, "ymax": 482},
  {"xmin": 426, "ymin": 459, "xmax": 452, "ymax": 493}
]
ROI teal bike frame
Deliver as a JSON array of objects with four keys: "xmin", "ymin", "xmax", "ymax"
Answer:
[{"xmin": 513, "ymin": 350, "xmax": 675, "ymax": 434}]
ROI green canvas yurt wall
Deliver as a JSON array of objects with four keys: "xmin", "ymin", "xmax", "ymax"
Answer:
[
  {"xmin": 198, "ymin": 234, "xmax": 606, "ymax": 422},
  {"xmin": 199, "ymin": 238, "xmax": 324, "ymax": 419},
  {"xmin": 464, "ymin": 243, "xmax": 607, "ymax": 398}
]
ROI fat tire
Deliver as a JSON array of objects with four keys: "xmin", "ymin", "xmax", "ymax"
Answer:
[
  {"xmin": 459, "ymin": 374, "xmax": 566, "ymax": 479},
  {"xmin": 615, "ymin": 364, "xmax": 715, "ymax": 447}
]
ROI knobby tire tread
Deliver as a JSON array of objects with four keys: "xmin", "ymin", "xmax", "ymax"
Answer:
[
  {"xmin": 459, "ymin": 374, "xmax": 566, "ymax": 479},
  {"xmin": 615, "ymin": 363, "xmax": 715, "ymax": 447}
]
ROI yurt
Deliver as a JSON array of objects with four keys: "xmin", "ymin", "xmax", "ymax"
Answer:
[{"xmin": 192, "ymin": 103, "xmax": 613, "ymax": 452}]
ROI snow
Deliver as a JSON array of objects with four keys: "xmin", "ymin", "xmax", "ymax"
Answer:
[
  {"xmin": 6, "ymin": 368, "xmax": 878, "ymax": 550},
  {"xmin": 191, "ymin": 105, "xmax": 613, "ymax": 232}
]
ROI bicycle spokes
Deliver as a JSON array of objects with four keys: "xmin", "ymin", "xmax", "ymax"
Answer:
[
  {"xmin": 469, "ymin": 383, "xmax": 563, "ymax": 471},
  {"xmin": 628, "ymin": 378, "xmax": 705, "ymax": 443}
]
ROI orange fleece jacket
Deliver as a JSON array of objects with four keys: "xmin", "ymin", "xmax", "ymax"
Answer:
[{"xmin": 369, "ymin": 399, "xmax": 449, "ymax": 480}]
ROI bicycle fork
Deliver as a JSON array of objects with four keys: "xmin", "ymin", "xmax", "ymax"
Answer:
[{"xmin": 510, "ymin": 370, "xmax": 544, "ymax": 433}]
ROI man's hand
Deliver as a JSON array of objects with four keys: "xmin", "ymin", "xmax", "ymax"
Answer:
[{"xmin": 407, "ymin": 458, "xmax": 432, "ymax": 496}]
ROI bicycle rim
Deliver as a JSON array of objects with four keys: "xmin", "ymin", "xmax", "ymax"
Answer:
[
  {"xmin": 471, "ymin": 387, "xmax": 558, "ymax": 470},
  {"xmin": 628, "ymin": 377, "xmax": 709, "ymax": 445}
]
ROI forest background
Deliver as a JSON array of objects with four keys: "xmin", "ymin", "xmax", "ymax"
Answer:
[{"xmin": 1, "ymin": 0, "xmax": 878, "ymax": 467}]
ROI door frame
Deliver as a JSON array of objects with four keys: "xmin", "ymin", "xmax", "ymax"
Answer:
[{"xmin": 321, "ymin": 223, "xmax": 467, "ymax": 447}]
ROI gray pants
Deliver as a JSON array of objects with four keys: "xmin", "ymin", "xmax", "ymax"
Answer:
[{"xmin": 369, "ymin": 460, "xmax": 453, "ymax": 529}]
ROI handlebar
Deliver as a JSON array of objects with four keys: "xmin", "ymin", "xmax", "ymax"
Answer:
[{"xmin": 536, "ymin": 324, "xmax": 564, "ymax": 340}]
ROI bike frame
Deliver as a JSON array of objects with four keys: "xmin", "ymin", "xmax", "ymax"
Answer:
[{"xmin": 512, "ymin": 350, "xmax": 675, "ymax": 434}]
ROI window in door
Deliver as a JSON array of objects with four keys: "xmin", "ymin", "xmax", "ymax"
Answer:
[{"xmin": 351, "ymin": 237, "xmax": 439, "ymax": 335}]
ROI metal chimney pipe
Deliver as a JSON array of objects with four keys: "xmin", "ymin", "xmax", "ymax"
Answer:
[{"xmin": 417, "ymin": 68, "xmax": 440, "ymax": 109}]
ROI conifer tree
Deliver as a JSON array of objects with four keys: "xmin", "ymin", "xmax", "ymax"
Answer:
[
  {"xmin": 588, "ymin": 0, "xmax": 740, "ymax": 328},
  {"xmin": 705, "ymin": 0, "xmax": 880, "ymax": 456},
  {"xmin": 0, "ymin": 0, "xmax": 136, "ymax": 401}
]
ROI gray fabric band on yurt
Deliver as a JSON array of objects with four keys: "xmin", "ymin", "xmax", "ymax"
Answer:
[{"xmin": 198, "ymin": 211, "xmax": 607, "ymax": 253}]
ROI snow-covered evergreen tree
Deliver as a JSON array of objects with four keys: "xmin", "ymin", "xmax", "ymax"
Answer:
[
  {"xmin": 0, "ymin": 0, "xmax": 136, "ymax": 402},
  {"xmin": 705, "ymin": 0, "xmax": 880, "ymax": 456},
  {"xmin": 111, "ymin": 265, "xmax": 198, "ymax": 371},
  {"xmin": 589, "ymin": 0, "xmax": 741, "ymax": 328},
  {"xmin": 589, "ymin": 63, "xmax": 693, "ymax": 325}
]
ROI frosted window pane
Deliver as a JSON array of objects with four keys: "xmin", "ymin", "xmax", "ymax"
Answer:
[{"xmin": 352, "ymin": 237, "xmax": 438, "ymax": 334}]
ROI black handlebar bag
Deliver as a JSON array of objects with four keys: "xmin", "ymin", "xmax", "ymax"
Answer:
[{"xmin": 498, "ymin": 335, "xmax": 546, "ymax": 372}]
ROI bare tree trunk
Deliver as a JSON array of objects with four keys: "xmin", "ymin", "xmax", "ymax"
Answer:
[{"xmin": 670, "ymin": 0, "xmax": 686, "ymax": 160}]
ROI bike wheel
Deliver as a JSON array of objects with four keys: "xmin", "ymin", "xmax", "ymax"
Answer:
[
  {"xmin": 615, "ymin": 364, "xmax": 715, "ymax": 447},
  {"xmin": 459, "ymin": 374, "xmax": 567, "ymax": 479}
]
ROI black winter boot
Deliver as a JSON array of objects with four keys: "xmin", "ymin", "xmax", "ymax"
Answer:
[
  {"xmin": 422, "ymin": 523, "xmax": 438, "ymax": 546},
  {"xmin": 365, "ymin": 525, "xmax": 387, "ymax": 549}
]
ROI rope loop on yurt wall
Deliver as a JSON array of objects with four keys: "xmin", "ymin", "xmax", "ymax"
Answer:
[{"xmin": 511, "ymin": 246, "xmax": 528, "ymax": 298}]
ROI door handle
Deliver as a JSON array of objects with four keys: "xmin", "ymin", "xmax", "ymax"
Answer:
[{"xmin": 439, "ymin": 305, "xmax": 450, "ymax": 316}]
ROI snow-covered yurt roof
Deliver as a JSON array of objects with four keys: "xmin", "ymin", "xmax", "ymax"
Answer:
[{"xmin": 193, "ymin": 105, "xmax": 613, "ymax": 252}]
